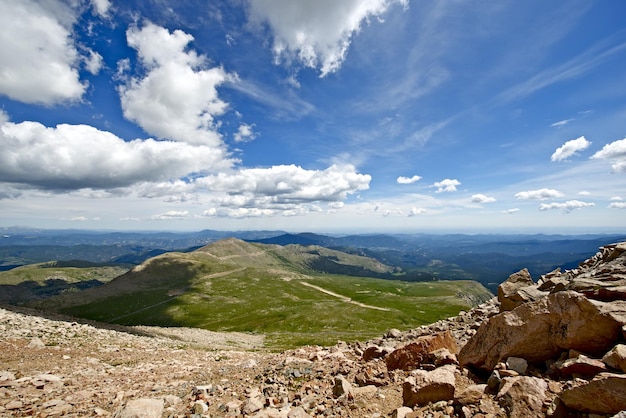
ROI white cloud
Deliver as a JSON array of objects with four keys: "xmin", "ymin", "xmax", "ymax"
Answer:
[
  {"xmin": 247, "ymin": 0, "xmax": 408, "ymax": 76},
  {"xmin": 471, "ymin": 194, "xmax": 496, "ymax": 203},
  {"xmin": 84, "ymin": 49, "xmax": 103, "ymax": 75},
  {"xmin": 431, "ymin": 179, "xmax": 460, "ymax": 193},
  {"xmin": 609, "ymin": 202, "xmax": 626, "ymax": 209},
  {"xmin": 0, "ymin": 0, "xmax": 86, "ymax": 105},
  {"xmin": 397, "ymin": 175, "xmax": 422, "ymax": 184},
  {"xmin": 196, "ymin": 164, "xmax": 371, "ymax": 204},
  {"xmin": 203, "ymin": 207, "xmax": 276, "ymax": 218},
  {"xmin": 0, "ymin": 120, "xmax": 228, "ymax": 191},
  {"xmin": 550, "ymin": 119, "xmax": 574, "ymax": 127},
  {"xmin": 503, "ymin": 208, "xmax": 520, "ymax": 214},
  {"xmin": 151, "ymin": 210, "xmax": 189, "ymax": 220},
  {"xmin": 551, "ymin": 136, "xmax": 591, "ymax": 162},
  {"xmin": 233, "ymin": 123, "xmax": 258, "ymax": 143},
  {"xmin": 91, "ymin": 0, "xmax": 111, "ymax": 17},
  {"xmin": 578, "ymin": 191, "xmax": 591, "ymax": 196},
  {"xmin": 591, "ymin": 137, "xmax": 626, "ymax": 173},
  {"xmin": 515, "ymin": 188, "xmax": 564, "ymax": 200},
  {"xmin": 538, "ymin": 200, "xmax": 595, "ymax": 213},
  {"xmin": 610, "ymin": 196, "xmax": 623, "ymax": 201},
  {"xmin": 120, "ymin": 23, "xmax": 233, "ymax": 146},
  {"xmin": 407, "ymin": 207, "xmax": 426, "ymax": 216}
]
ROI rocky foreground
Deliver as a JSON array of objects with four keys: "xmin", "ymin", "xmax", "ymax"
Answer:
[{"xmin": 1, "ymin": 243, "xmax": 626, "ymax": 417}]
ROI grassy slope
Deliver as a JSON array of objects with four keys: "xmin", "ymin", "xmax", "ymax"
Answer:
[
  {"xmin": 31, "ymin": 239, "xmax": 492, "ymax": 349},
  {"xmin": 0, "ymin": 262, "xmax": 128, "ymax": 304}
]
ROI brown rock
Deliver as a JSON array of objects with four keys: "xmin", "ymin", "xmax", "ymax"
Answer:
[
  {"xmin": 362, "ymin": 345, "xmax": 393, "ymax": 361},
  {"xmin": 386, "ymin": 331, "xmax": 458, "ymax": 371},
  {"xmin": 459, "ymin": 291, "xmax": 626, "ymax": 371},
  {"xmin": 402, "ymin": 365, "xmax": 456, "ymax": 407},
  {"xmin": 287, "ymin": 406, "xmax": 313, "ymax": 418},
  {"xmin": 113, "ymin": 398, "xmax": 164, "ymax": 418},
  {"xmin": 498, "ymin": 268, "xmax": 534, "ymax": 312},
  {"xmin": 392, "ymin": 406, "xmax": 414, "ymax": 418},
  {"xmin": 552, "ymin": 354, "xmax": 607, "ymax": 377},
  {"xmin": 496, "ymin": 376, "xmax": 548, "ymax": 418},
  {"xmin": 559, "ymin": 373, "xmax": 626, "ymax": 414},
  {"xmin": 355, "ymin": 363, "xmax": 388, "ymax": 387},
  {"xmin": 602, "ymin": 344, "xmax": 626, "ymax": 372},
  {"xmin": 455, "ymin": 384, "xmax": 486, "ymax": 405}
]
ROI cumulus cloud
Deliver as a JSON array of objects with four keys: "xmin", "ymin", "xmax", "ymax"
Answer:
[
  {"xmin": 609, "ymin": 202, "xmax": 626, "ymax": 209},
  {"xmin": 397, "ymin": 175, "xmax": 422, "ymax": 184},
  {"xmin": 84, "ymin": 49, "xmax": 103, "ymax": 75},
  {"xmin": 431, "ymin": 179, "xmax": 460, "ymax": 193},
  {"xmin": 0, "ymin": 0, "xmax": 86, "ymax": 105},
  {"xmin": 591, "ymin": 137, "xmax": 626, "ymax": 173},
  {"xmin": 538, "ymin": 200, "xmax": 595, "ymax": 213},
  {"xmin": 247, "ymin": 0, "xmax": 408, "ymax": 76},
  {"xmin": 120, "ymin": 22, "xmax": 233, "ymax": 146},
  {"xmin": 408, "ymin": 207, "xmax": 427, "ymax": 216},
  {"xmin": 196, "ymin": 164, "xmax": 371, "ymax": 203},
  {"xmin": 234, "ymin": 123, "xmax": 258, "ymax": 143},
  {"xmin": 91, "ymin": 0, "xmax": 111, "ymax": 17},
  {"xmin": 551, "ymin": 136, "xmax": 591, "ymax": 162},
  {"xmin": 471, "ymin": 194, "xmax": 496, "ymax": 203},
  {"xmin": 515, "ymin": 188, "xmax": 564, "ymax": 200},
  {"xmin": 0, "ymin": 119, "xmax": 228, "ymax": 191}
]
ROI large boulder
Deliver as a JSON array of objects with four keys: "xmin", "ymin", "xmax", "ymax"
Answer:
[
  {"xmin": 402, "ymin": 365, "xmax": 456, "ymax": 407},
  {"xmin": 498, "ymin": 268, "xmax": 536, "ymax": 312},
  {"xmin": 496, "ymin": 376, "xmax": 548, "ymax": 418},
  {"xmin": 386, "ymin": 331, "xmax": 458, "ymax": 371},
  {"xmin": 559, "ymin": 373, "xmax": 626, "ymax": 414},
  {"xmin": 459, "ymin": 290, "xmax": 626, "ymax": 371}
]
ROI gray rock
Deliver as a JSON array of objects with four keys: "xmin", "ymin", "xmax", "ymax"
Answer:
[
  {"xmin": 332, "ymin": 375, "xmax": 353, "ymax": 398},
  {"xmin": 505, "ymin": 357, "xmax": 528, "ymax": 374}
]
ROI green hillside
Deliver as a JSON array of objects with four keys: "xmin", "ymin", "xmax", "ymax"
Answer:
[
  {"xmin": 0, "ymin": 261, "xmax": 128, "ymax": 304},
  {"xmin": 30, "ymin": 239, "xmax": 493, "ymax": 349}
]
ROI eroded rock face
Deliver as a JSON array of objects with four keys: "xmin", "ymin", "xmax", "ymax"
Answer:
[{"xmin": 459, "ymin": 290, "xmax": 626, "ymax": 371}]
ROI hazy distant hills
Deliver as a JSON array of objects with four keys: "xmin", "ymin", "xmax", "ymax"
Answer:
[
  {"xmin": 254, "ymin": 232, "xmax": 626, "ymax": 291},
  {"xmin": 2, "ymin": 227, "xmax": 625, "ymax": 292},
  {"xmin": 26, "ymin": 238, "xmax": 492, "ymax": 348}
]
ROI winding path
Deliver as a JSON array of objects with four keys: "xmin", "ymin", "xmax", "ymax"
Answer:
[{"xmin": 299, "ymin": 282, "xmax": 390, "ymax": 311}]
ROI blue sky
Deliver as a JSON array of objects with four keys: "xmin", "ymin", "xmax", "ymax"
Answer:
[{"xmin": 1, "ymin": 0, "xmax": 625, "ymax": 233}]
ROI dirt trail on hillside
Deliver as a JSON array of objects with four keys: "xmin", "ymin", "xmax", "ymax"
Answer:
[{"xmin": 299, "ymin": 281, "xmax": 391, "ymax": 311}]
